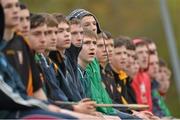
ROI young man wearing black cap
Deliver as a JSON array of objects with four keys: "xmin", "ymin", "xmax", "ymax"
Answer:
[{"xmin": 67, "ymin": 9, "xmax": 101, "ymax": 34}]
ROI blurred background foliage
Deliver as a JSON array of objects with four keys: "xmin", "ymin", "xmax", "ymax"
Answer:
[{"xmin": 20, "ymin": 0, "xmax": 180, "ymax": 117}]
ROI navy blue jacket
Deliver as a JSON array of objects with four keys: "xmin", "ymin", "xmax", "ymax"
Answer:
[{"xmin": 49, "ymin": 49, "xmax": 85, "ymax": 102}]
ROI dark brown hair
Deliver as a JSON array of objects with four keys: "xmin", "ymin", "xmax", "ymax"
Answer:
[
  {"xmin": 103, "ymin": 31, "xmax": 113, "ymax": 39},
  {"xmin": 114, "ymin": 35, "xmax": 130, "ymax": 48},
  {"xmin": 20, "ymin": 3, "xmax": 28, "ymax": 10},
  {"xmin": 30, "ymin": 13, "xmax": 46, "ymax": 29},
  {"xmin": 69, "ymin": 18, "xmax": 81, "ymax": 25},
  {"xmin": 159, "ymin": 58, "xmax": 167, "ymax": 67}
]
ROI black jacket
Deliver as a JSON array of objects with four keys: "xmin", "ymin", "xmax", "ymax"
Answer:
[
  {"xmin": 65, "ymin": 44, "xmax": 85, "ymax": 99},
  {"xmin": 2, "ymin": 33, "xmax": 43, "ymax": 94},
  {"xmin": 0, "ymin": 53, "xmax": 48, "ymax": 118},
  {"xmin": 65, "ymin": 44, "xmax": 82, "ymax": 79}
]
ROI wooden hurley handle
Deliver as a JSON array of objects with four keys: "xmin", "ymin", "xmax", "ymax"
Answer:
[
  {"xmin": 95, "ymin": 104, "xmax": 149, "ymax": 110},
  {"xmin": 54, "ymin": 101, "xmax": 149, "ymax": 110}
]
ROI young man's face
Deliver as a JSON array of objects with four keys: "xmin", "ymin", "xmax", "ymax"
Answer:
[
  {"xmin": 70, "ymin": 24, "xmax": 84, "ymax": 47},
  {"xmin": 159, "ymin": 66, "xmax": 171, "ymax": 81},
  {"xmin": 131, "ymin": 59, "xmax": 140, "ymax": 76},
  {"xmin": 79, "ymin": 36, "xmax": 97, "ymax": 64},
  {"xmin": 81, "ymin": 16, "xmax": 97, "ymax": 33},
  {"xmin": 1, "ymin": 0, "xmax": 20, "ymax": 28},
  {"xmin": 28, "ymin": 24, "xmax": 47, "ymax": 53},
  {"xmin": 126, "ymin": 50, "xmax": 134, "ymax": 68},
  {"xmin": 18, "ymin": 8, "xmax": 30, "ymax": 37},
  {"xmin": 96, "ymin": 37, "xmax": 107, "ymax": 64},
  {"xmin": 56, "ymin": 22, "xmax": 71, "ymax": 50},
  {"xmin": 126, "ymin": 50, "xmax": 135, "ymax": 72},
  {"xmin": 157, "ymin": 66, "xmax": 170, "ymax": 93},
  {"xmin": 147, "ymin": 54, "xmax": 159, "ymax": 79},
  {"xmin": 136, "ymin": 45, "xmax": 149, "ymax": 69},
  {"xmin": 106, "ymin": 38, "xmax": 114, "ymax": 62},
  {"xmin": 111, "ymin": 46, "xmax": 128, "ymax": 71},
  {"xmin": 46, "ymin": 26, "xmax": 57, "ymax": 51}
]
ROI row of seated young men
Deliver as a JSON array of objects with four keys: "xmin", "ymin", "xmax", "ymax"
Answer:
[{"xmin": 0, "ymin": 0, "xmax": 172, "ymax": 119}]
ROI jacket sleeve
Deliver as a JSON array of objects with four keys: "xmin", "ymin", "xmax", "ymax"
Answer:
[
  {"xmin": 0, "ymin": 73, "xmax": 49, "ymax": 111},
  {"xmin": 0, "ymin": 89, "xmax": 32, "ymax": 110}
]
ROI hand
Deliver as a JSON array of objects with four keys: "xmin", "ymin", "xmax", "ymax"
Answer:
[
  {"xmin": 80, "ymin": 98, "xmax": 96, "ymax": 109},
  {"xmin": 132, "ymin": 110, "xmax": 150, "ymax": 120},
  {"xmin": 48, "ymin": 104, "xmax": 61, "ymax": 113},
  {"xmin": 141, "ymin": 110, "xmax": 154, "ymax": 117},
  {"xmin": 73, "ymin": 99, "xmax": 97, "ymax": 115}
]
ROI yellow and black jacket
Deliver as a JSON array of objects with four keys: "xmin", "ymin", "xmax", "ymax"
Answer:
[{"xmin": 1, "ymin": 33, "xmax": 42, "ymax": 96}]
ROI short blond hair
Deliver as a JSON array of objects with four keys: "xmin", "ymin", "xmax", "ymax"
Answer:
[
  {"xmin": 44, "ymin": 13, "xmax": 58, "ymax": 27},
  {"xmin": 52, "ymin": 13, "xmax": 69, "ymax": 25}
]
